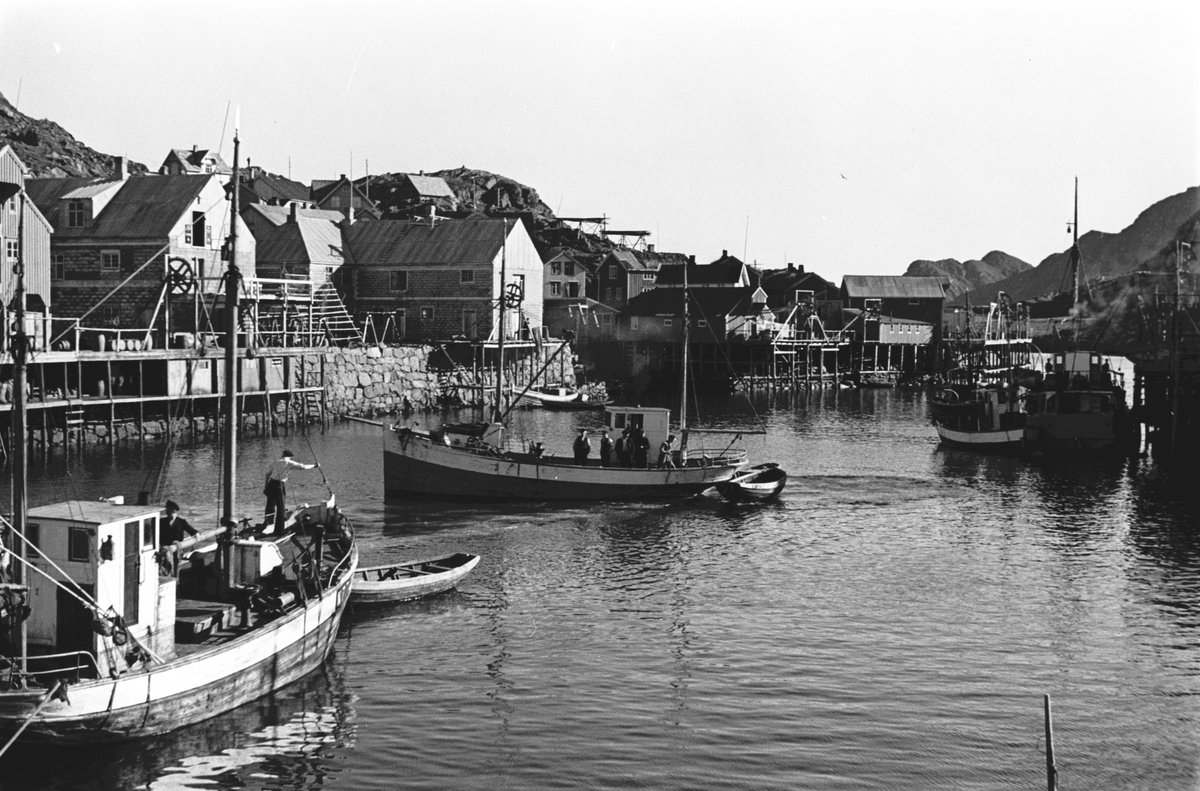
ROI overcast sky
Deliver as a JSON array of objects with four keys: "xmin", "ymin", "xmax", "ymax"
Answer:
[{"xmin": 1, "ymin": 0, "xmax": 1196, "ymax": 280}]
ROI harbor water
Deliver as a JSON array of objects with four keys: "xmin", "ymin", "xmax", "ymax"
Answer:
[{"xmin": 3, "ymin": 387, "xmax": 1199, "ymax": 790}]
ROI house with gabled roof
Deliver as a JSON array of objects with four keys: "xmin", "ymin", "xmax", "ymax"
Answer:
[
  {"xmin": 252, "ymin": 204, "xmax": 345, "ymax": 283},
  {"xmin": 158, "ymin": 146, "xmax": 231, "ymax": 176},
  {"xmin": 0, "ymin": 145, "xmax": 54, "ymax": 342},
  {"xmin": 394, "ymin": 173, "xmax": 457, "ymax": 210},
  {"xmin": 339, "ymin": 216, "xmax": 542, "ymax": 341},
  {"xmin": 26, "ymin": 171, "xmax": 254, "ymax": 330},
  {"xmin": 240, "ymin": 168, "xmax": 313, "ymax": 207},
  {"xmin": 596, "ymin": 248, "xmax": 659, "ymax": 311},
  {"xmin": 241, "ymin": 203, "xmax": 346, "ymax": 243},
  {"xmin": 311, "ymin": 175, "xmax": 380, "ymax": 221},
  {"xmin": 655, "ymin": 250, "xmax": 760, "ymax": 289}
]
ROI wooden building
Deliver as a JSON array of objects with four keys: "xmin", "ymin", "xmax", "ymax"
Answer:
[{"xmin": 840, "ymin": 275, "xmax": 949, "ymax": 346}]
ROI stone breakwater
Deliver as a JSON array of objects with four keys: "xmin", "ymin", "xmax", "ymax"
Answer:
[{"xmin": 324, "ymin": 341, "xmax": 575, "ymax": 418}]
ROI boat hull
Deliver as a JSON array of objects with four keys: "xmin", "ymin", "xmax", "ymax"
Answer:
[
  {"xmin": 0, "ymin": 547, "xmax": 357, "ymax": 744},
  {"xmin": 935, "ymin": 425, "xmax": 1026, "ymax": 453},
  {"xmin": 384, "ymin": 428, "xmax": 741, "ymax": 500},
  {"xmin": 352, "ymin": 554, "xmax": 480, "ymax": 604}
]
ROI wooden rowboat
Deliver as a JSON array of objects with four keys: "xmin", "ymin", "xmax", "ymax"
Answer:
[
  {"xmin": 351, "ymin": 553, "xmax": 480, "ymax": 604},
  {"xmin": 714, "ymin": 463, "xmax": 787, "ymax": 502}
]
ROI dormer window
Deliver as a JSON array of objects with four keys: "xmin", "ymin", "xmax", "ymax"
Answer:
[{"xmin": 67, "ymin": 201, "xmax": 85, "ymax": 227}]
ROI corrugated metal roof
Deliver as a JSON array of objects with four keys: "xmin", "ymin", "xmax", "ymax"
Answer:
[
  {"xmin": 405, "ymin": 174, "xmax": 455, "ymax": 199},
  {"xmin": 25, "ymin": 177, "xmax": 107, "ymax": 227},
  {"xmin": 345, "ymin": 218, "xmax": 507, "ymax": 266},
  {"xmin": 89, "ymin": 174, "xmax": 213, "ymax": 238},
  {"xmin": 245, "ymin": 203, "xmax": 345, "ymax": 227},
  {"xmin": 255, "ymin": 217, "xmax": 344, "ymax": 266},
  {"xmin": 62, "ymin": 180, "xmax": 123, "ymax": 199},
  {"xmin": 842, "ymin": 275, "xmax": 949, "ymax": 299}
]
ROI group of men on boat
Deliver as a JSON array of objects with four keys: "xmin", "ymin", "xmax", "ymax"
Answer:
[{"xmin": 568, "ymin": 428, "xmax": 677, "ymax": 469}]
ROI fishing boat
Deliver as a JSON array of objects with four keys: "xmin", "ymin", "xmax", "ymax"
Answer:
[
  {"xmin": 1022, "ymin": 180, "xmax": 1132, "ymax": 454},
  {"xmin": 384, "ymin": 245, "xmax": 746, "ymax": 500},
  {"xmin": 713, "ymin": 463, "xmax": 787, "ymax": 502},
  {"xmin": 0, "ymin": 129, "xmax": 357, "ymax": 746},
  {"xmin": 930, "ymin": 293, "xmax": 1039, "ymax": 453},
  {"xmin": 511, "ymin": 385, "xmax": 607, "ymax": 410},
  {"xmin": 351, "ymin": 553, "xmax": 480, "ymax": 604}
]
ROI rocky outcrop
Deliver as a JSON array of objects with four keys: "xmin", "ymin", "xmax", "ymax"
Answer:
[
  {"xmin": 0, "ymin": 91, "xmax": 148, "ymax": 177},
  {"xmin": 905, "ymin": 251, "xmax": 1031, "ymax": 298}
]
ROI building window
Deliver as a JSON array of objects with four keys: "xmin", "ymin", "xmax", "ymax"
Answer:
[
  {"xmin": 185, "ymin": 212, "xmax": 205, "ymax": 248},
  {"xmin": 461, "ymin": 269, "xmax": 475, "ymax": 284},
  {"xmin": 421, "ymin": 307, "xmax": 434, "ymax": 321},
  {"xmin": 396, "ymin": 308, "xmax": 406, "ymax": 337},
  {"xmin": 550, "ymin": 261, "xmax": 562, "ymax": 275},
  {"xmin": 698, "ymin": 319, "xmax": 708, "ymax": 328},
  {"xmin": 101, "ymin": 250, "xmax": 120, "ymax": 271},
  {"xmin": 330, "ymin": 196, "xmax": 342, "ymax": 208},
  {"xmin": 601, "ymin": 313, "xmax": 613, "ymax": 326},
  {"xmin": 608, "ymin": 264, "xmax": 617, "ymax": 279},
  {"xmin": 605, "ymin": 287, "xmax": 613, "ymax": 300},
  {"xmin": 566, "ymin": 282, "xmax": 580, "ymax": 298},
  {"xmin": 630, "ymin": 316, "xmax": 639, "ymax": 331},
  {"xmin": 390, "ymin": 271, "xmax": 408, "ymax": 292},
  {"xmin": 550, "ymin": 281, "xmax": 562, "ymax": 297},
  {"xmin": 462, "ymin": 309, "xmax": 477, "ymax": 336},
  {"xmin": 26, "ymin": 523, "xmax": 40, "ymax": 550},
  {"xmin": 564, "ymin": 262, "xmax": 574, "ymax": 276},
  {"xmin": 909, "ymin": 299, "xmax": 919, "ymax": 305},
  {"xmin": 67, "ymin": 201, "xmax": 85, "ymax": 227},
  {"xmin": 663, "ymin": 318, "xmax": 673, "ymax": 327},
  {"xmin": 51, "ymin": 254, "xmax": 65, "ymax": 280},
  {"xmin": 5, "ymin": 239, "xmax": 17, "ymax": 265},
  {"xmin": 6, "ymin": 196, "xmax": 16, "ymax": 214},
  {"xmin": 68, "ymin": 526, "xmax": 91, "ymax": 562},
  {"xmin": 616, "ymin": 288, "xmax": 624, "ymax": 301}
]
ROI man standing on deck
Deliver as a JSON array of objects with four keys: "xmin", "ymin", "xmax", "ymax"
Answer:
[
  {"xmin": 160, "ymin": 500, "xmax": 198, "ymax": 545},
  {"xmin": 599, "ymin": 430, "xmax": 613, "ymax": 467},
  {"xmin": 263, "ymin": 450, "xmax": 318, "ymax": 534},
  {"xmin": 572, "ymin": 429, "xmax": 591, "ymax": 465},
  {"xmin": 658, "ymin": 435, "xmax": 677, "ymax": 469}
]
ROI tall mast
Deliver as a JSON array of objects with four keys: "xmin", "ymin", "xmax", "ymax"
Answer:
[
  {"xmin": 679, "ymin": 258, "xmax": 689, "ymax": 451},
  {"xmin": 222, "ymin": 124, "xmax": 241, "ymax": 524},
  {"xmin": 494, "ymin": 219, "xmax": 506, "ymax": 423},
  {"xmin": 1071, "ymin": 177, "xmax": 1081, "ymax": 311},
  {"xmin": 11, "ymin": 189, "xmax": 28, "ymax": 687}
]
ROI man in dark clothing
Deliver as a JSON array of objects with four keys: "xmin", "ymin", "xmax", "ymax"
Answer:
[
  {"xmin": 632, "ymin": 429, "xmax": 650, "ymax": 468},
  {"xmin": 658, "ymin": 435, "xmax": 677, "ymax": 468},
  {"xmin": 572, "ymin": 429, "xmax": 591, "ymax": 465},
  {"xmin": 599, "ymin": 430, "xmax": 613, "ymax": 467},
  {"xmin": 160, "ymin": 500, "xmax": 199, "ymax": 546},
  {"xmin": 615, "ymin": 429, "xmax": 631, "ymax": 467}
]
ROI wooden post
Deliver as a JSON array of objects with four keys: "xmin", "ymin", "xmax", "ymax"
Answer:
[{"xmin": 1044, "ymin": 694, "xmax": 1058, "ymax": 791}]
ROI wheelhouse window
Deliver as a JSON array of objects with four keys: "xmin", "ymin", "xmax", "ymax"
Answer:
[
  {"xmin": 142, "ymin": 517, "xmax": 157, "ymax": 550},
  {"xmin": 68, "ymin": 526, "xmax": 91, "ymax": 562},
  {"xmin": 390, "ymin": 271, "xmax": 408, "ymax": 292}
]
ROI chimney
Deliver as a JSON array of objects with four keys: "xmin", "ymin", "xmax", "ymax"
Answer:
[
  {"xmin": 787, "ymin": 262, "xmax": 795, "ymax": 272},
  {"xmin": 114, "ymin": 156, "xmax": 128, "ymax": 181},
  {"xmin": 722, "ymin": 249, "xmax": 728, "ymax": 258},
  {"xmin": 192, "ymin": 144, "xmax": 198, "ymax": 153},
  {"xmin": 688, "ymin": 255, "xmax": 696, "ymax": 265},
  {"xmin": 289, "ymin": 203, "xmax": 300, "ymax": 224}
]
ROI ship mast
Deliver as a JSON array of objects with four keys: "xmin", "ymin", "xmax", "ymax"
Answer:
[
  {"xmin": 494, "ymin": 219, "xmax": 506, "ymax": 423},
  {"xmin": 10, "ymin": 189, "xmax": 28, "ymax": 687},
  {"xmin": 1071, "ymin": 177, "xmax": 1081, "ymax": 314},
  {"xmin": 679, "ymin": 258, "xmax": 689, "ymax": 453},
  {"xmin": 222, "ymin": 122, "xmax": 241, "ymax": 524}
]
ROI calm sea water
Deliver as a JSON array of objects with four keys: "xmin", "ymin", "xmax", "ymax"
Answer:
[{"xmin": 3, "ymin": 387, "xmax": 1200, "ymax": 790}]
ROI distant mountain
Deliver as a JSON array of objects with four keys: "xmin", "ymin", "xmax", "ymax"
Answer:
[
  {"xmin": 0, "ymin": 91, "xmax": 147, "ymax": 177},
  {"xmin": 905, "ymin": 250, "xmax": 1031, "ymax": 298},
  {"xmin": 957, "ymin": 187, "xmax": 1200, "ymax": 307}
]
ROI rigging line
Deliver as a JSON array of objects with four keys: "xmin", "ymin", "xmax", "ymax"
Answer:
[
  {"xmin": 685, "ymin": 290, "xmax": 767, "ymax": 429},
  {"xmin": 0, "ymin": 522, "xmax": 101, "ymax": 612},
  {"xmin": 49, "ymin": 241, "xmax": 171, "ymax": 345}
]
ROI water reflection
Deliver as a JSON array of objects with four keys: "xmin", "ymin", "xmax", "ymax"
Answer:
[{"xmin": 2, "ymin": 656, "xmax": 355, "ymax": 791}]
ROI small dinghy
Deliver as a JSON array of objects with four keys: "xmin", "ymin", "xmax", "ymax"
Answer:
[
  {"xmin": 352, "ymin": 552, "xmax": 480, "ymax": 604},
  {"xmin": 714, "ymin": 463, "xmax": 788, "ymax": 502}
]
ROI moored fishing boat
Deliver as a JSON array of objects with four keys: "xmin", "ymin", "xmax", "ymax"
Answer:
[
  {"xmin": 352, "ymin": 553, "xmax": 480, "ymax": 604},
  {"xmin": 0, "ymin": 128, "xmax": 357, "ymax": 746}
]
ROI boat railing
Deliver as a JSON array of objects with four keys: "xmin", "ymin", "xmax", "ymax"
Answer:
[
  {"xmin": 685, "ymin": 447, "xmax": 749, "ymax": 467},
  {"xmin": 3, "ymin": 650, "xmax": 102, "ymax": 683}
]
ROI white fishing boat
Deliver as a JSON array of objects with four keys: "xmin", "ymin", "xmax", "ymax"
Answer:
[
  {"xmin": 352, "ymin": 552, "xmax": 480, "ymax": 604},
  {"xmin": 0, "ymin": 129, "xmax": 357, "ymax": 746},
  {"xmin": 384, "ymin": 244, "xmax": 746, "ymax": 500}
]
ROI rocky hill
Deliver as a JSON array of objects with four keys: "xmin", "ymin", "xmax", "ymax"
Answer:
[
  {"xmin": 957, "ymin": 187, "xmax": 1200, "ymax": 307},
  {"xmin": 905, "ymin": 251, "xmax": 1031, "ymax": 298},
  {"xmin": 0, "ymin": 91, "xmax": 147, "ymax": 177}
]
